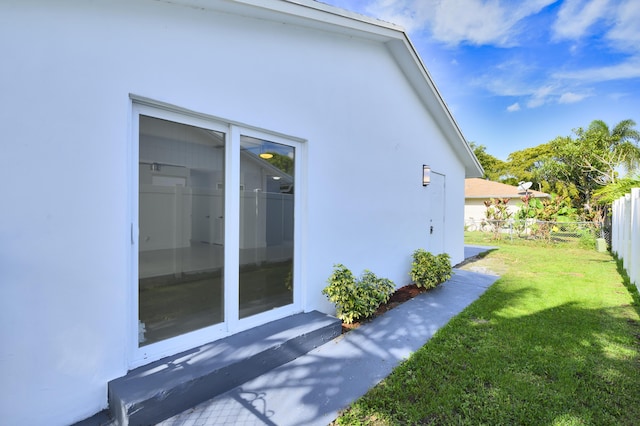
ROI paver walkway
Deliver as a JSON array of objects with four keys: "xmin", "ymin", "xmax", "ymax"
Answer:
[{"xmin": 157, "ymin": 246, "xmax": 498, "ymax": 426}]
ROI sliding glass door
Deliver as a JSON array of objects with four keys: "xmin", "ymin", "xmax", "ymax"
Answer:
[
  {"xmin": 133, "ymin": 104, "xmax": 300, "ymax": 361},
  {"xmin": 239, "ymin": 136, "xmax": 295, "ymax": 318},
  {"xmin": 138, "ymin": 115, "xmax": 225, "ymax": 346}
]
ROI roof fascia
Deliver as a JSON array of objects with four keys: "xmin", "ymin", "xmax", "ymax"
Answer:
[
  {"xmin": 159, "ymin": 0, "xmax": 484, "ymax": 177},
  {"xmin": 159, "ymin": 0, "xmax": 402, "ymax": 41},
  {"xmin": 385, "ymin": 37, "xmax": 484, "ymax": 178}
]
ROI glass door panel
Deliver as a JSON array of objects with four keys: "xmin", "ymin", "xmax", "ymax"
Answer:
[
  {"xmin": 239, "ymin": 136, "xmax": 295, "ymax": 318},
  {"xmin": 138, "ymin": 115, "xmax": 225, "ymax": 346}
]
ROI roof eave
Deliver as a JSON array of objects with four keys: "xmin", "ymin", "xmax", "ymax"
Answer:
[
  {"xmin": 163, "ymin": 0, "xmax": 484, "ymax": 177},
  {"xmin": 384, "ymin": 37, "xmax": 484, "ymax": 178},
  {"xmin": 162, "ymin": 0, "xmax": 404, "ymax": 40}
]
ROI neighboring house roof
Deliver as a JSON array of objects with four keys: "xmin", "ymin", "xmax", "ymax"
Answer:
[
  {"xmin": 170, "ymin": 0, "xmax": 484, "ymax": 178},
  {"xmin": 465, "ymin": 178, "xmax": 550, "ymax": 199}
]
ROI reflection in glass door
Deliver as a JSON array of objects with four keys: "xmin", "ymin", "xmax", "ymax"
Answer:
[
  {"xmin": 138, "ymin": 115, "xmax": 225, "ymax": 346},
  {"xmin": 239, "ymin": 136, "xmax": 295, "ymax": 318}
]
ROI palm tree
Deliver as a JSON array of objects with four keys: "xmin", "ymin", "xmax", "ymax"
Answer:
[
  {"xmin": 587, "ymin": 119, "xmax": 640, "ymax": 181},
  {"xmin": 592, "ymin": 175, "xmax": 640, "ymax": 206}
]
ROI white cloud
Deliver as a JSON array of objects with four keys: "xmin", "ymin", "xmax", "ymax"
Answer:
[
  {"xmin": 365, "ymin": 0, "xmax": 557, "ymax": 46},
  {"xmin": 345, "ymin": 0, "xmax": 640, "ymax": 113},
  {"xmin": 507, "ymin": 102, "xmax": 521, "ymax": 112},
  {"xmin": 526, "ymin": 98, "xmax": 545, "ymax": 108},
  {"xmin": 552, "ymin": 0, "xmax": 611, "ymax": 40},
  {"xmin": 550, "ymin": 1, "xmax": 640, "ymax": 86},
  {"xmin": 558, "ymin": 92, "xmax": 589, "ymax": 103},
  {"xmin": 608, "ymin": 92, "xmax": 629, "ymax": 101},
  {"xmin": 526, "ymin": 85, "xmax": 556, "ymax": 108},
  {"xmin": 553, "ymin": 0, "xmax": 640, "ymax": 53},
  {"xmin": 471, "ymin": 59, "xmax": 540, "ymax": 97},
  {"xmin": 553, "ymin": 57, "xmax": 640, "ymax": 82},
  {"xmin": 606, "ymin": 0, "xmax": 640, "ymax": 53}
]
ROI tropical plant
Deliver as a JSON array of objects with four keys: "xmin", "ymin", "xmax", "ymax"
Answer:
[
  {"xmin": 483, "ymin": 198, "xmax": 512, "ymax": 239},
  {"xmin": 410, "ymin": 250, "xmax": 452, "ymax": 289},
  {"xmin": 592, "ymin": 175, "xmax": 640, "ymax": 206},
  {"xmin": 587, "ymin": 119, "xmax": 640, "ymax": 177},
  {"xmin": 512, "ymin": 194, "xmax": 578, "ymax": 240},
  {"xmin": 322, "ymin": 264, "xmax": 395, "ymax": 324},
  {"xmin": 517, "ymin": 195, "xmax": 576, "ymax": 222}
]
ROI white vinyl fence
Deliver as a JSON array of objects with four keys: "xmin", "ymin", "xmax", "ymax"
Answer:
[{"xmin": 611, "ymin": 188, "xmax": 640, "ymax": 292}]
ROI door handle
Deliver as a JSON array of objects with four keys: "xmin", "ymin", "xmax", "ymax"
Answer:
[{"xmin": 430, "ymin": 225, "xmax": 434, "ymax": 234}]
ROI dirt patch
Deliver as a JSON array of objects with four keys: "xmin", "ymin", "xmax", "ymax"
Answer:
[
  {"xmin": 339, "ymin": 253, "xmax": 498, "ymax": 333},
  {"xmin": 341, "ymin": 284, "xmax": 428, "ymax": 333},
  {"xmin": 456, "ymin": 252, "xmax": 505, "ymax": 276}
]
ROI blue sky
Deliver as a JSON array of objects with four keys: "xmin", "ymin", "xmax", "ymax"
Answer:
[{"xmin": 320, "ymin": 0, "xmax": 640, "ymax": 160}]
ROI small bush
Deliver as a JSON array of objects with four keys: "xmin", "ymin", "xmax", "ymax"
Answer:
[
  {"xmin": 577, "ymin": 228, "xmax": 598, "ymax": 249},
  {"xmin": 410, "ymin": 249, "xmax": 452, "ymax": 289},
  {"xmin": 322, "ymin": 264, "xmax": 395, "ymax": 324}
]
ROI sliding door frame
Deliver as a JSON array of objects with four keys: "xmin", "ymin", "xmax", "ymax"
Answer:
[{"xmin": 129, "ymin": 97, "xmax": 305, "ymax": 368}]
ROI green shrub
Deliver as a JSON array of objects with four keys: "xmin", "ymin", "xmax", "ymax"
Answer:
[
  {"xmin": 410, "ymin": 249, "xmax": 452, "ymax": 289},
  {"xmin": 322, "ymin": 264, "xmax": 395, "ymax": 324},
  {"xmin": 577, "ymin": 228, "xmax": 597, "ymax": 249}
]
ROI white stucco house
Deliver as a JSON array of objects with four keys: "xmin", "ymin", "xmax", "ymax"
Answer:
[
  {"xmin": 465, "ymin": 178, "xmax": 550, "ymax": 227},
  {"xmin": 0, "ymin": 1, "xmax": 482, "ymax": 424}
]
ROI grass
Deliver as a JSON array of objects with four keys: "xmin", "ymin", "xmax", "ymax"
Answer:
[{"xmin": 334, "ymin": 233, "xmax": 640, "ymax": 425}]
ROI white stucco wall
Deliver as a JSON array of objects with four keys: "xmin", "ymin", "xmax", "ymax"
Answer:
[{"xmin": 0, "ymin": 1, "xmax": 468, "ymax": 424}]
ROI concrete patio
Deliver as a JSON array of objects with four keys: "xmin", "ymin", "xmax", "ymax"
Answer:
[{"xmin": 156, "ymin": 246, "xmax": 498, "ymax": 425}]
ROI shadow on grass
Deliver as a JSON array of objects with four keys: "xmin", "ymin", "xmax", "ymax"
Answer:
[
  {"xmin": 614, "ymin": 254, "xmax": 640, "ymax": 313},
  {"xmin": 455, "ymin": 248, "xmax": 499, "ymax": 268},
  {"xmin": 339, "ymin": 283, "xmax": 640, "ymax": 425}
]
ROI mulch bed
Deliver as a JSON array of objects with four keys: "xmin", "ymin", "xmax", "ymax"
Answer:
[{"xmin": 340, "ymin": 284, "xmax": 428, "ymax": 333}]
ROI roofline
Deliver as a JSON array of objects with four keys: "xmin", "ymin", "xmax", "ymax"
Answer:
[
  {"xmin": 162, "ymin": 0, "xmax": 405, "ymax": 38},
  {"xmin": 163, "ymin": 0, "xmax": 484, "ymax": 177},
  {"xmin": 388, "ymin": 36, "xmax": 484, "ymax": 177}
]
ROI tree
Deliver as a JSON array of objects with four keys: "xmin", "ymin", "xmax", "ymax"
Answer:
[
  {"xmin": 264, "ymin": 152, "xmax": 294, "ymax": 174},
  {"xmin": 592, "ymin": 175, "xmax": 640, "ymax": 206},
  {"xmin": 580, "ymin": 119, "xmax": 640, "ymax": 182},
  {"xmin": 480, "ymin": 118, "xmax": 639, "ymax": 219},
  {"xmin": 469, "ymin": 142, "xmax": 505, "ymax": 180},
  {"xmin": 504, "ymin": 143, "xmax": 556, "ymax": 188},
  {"xmin": 549, "ymin": 119, "xmax": 640, "ymax": 210}
]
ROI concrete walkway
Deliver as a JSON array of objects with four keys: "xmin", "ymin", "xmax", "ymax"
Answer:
[{"xmin": 157, "ymin": 246, "xmax": 499, "ymax": 426}]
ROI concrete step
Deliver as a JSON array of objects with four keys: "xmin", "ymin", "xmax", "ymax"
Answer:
[{"xmin": 107, "ymin": 311, "xmax": 342, "ymax": 426}]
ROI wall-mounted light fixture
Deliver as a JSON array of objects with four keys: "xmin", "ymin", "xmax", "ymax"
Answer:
[
  {"xmin": 422, "ymin": 164, "xmax": 431, "ymax": 186},
  {"xmin": 150, "ymin": 162, "xmax": 161, "ymax": 172}
]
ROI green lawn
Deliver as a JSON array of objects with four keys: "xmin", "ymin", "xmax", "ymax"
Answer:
[{"xmin": 335, "ymin": 234, "xmax": 640, "ymax": 425}]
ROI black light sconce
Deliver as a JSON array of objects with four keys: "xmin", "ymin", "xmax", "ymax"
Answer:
[{"xmin": 422, "ymin": 164, "xmax": 431, "ymax": 186}]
